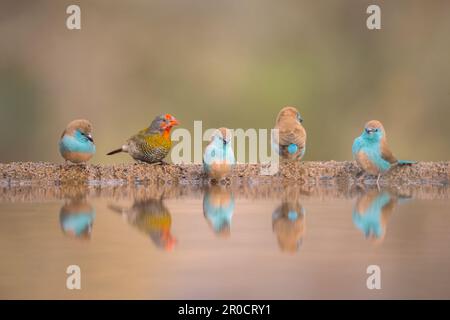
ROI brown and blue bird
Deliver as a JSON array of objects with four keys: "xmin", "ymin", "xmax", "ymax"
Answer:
[
  {"xmin": 203, "ymin": 127, "xmax": 235, "ymax": 181},
  {"xmin": 59, "ymin": 119, "xmax": 95, "ymax": 164},
  {"xmin": 352, "ymin": 120, "xmax": 415, "ymax": 186},
  {"xmin": 272, "ymin": 106, "xmax": 307, "ymax": 161},
  {"xmin": 107, "ymin": 114, "xmax": 179, "ymax": 164}
]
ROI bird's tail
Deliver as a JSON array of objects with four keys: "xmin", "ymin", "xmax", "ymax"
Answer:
[
  {"xmin": 397, "ymin": 160, "xmax": 416, "ymax": 165},
  {"xmin": 107, "ymin": 147, "xmax": 123, "ymax": 155}
]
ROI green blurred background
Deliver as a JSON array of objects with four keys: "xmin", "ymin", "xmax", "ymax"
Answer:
[{"xmin": 0, "ymin": 0, "xmax": 449, "ymax": 164}]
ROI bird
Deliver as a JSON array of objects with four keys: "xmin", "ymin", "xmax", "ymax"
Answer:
[
  {"xmin": 272, "ymin": 106, "xmax": 307, "ymax": 161},
  {"xmin": 272, "ymin": 200, "xmax": 306, "ymax": 253},
  {"xmin": 203, "ymin": 185, "xmax": 235, "ymax": 237},
  {"xmin": 59, "ymin": 198, "xmax": 95, "ymax": 240},
  {"xmin": 352, "ymin": 120, "xmax": 415, "ymax": 186},
  {"xmin": 352, "ymin": 189, "xmax": 396, "ymax": 243},
  {"xmin": 59, "ymin": 119, "xmax": 95, "ymax": 164},
  {"xmin": 203, "ymin": 127, "xmax": 235, "ymax": 181},
  {"xmin": 107, "ymin": 114, "xmax": 179, "ymax": 164},
  {"xmin": 108, "ymin": 197, "xmax": 177, "ymax": 251}
]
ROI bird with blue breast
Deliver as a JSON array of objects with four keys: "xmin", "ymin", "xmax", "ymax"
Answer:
[
  {"xmin": 352, "ymin": 120, "xmax": 415, "ymax": 186},
  {"xmin": 59, "ymin": 119, "xmax": 96, "ymax": 164},
  {"xmin": 203, "ymin": 127, "xmax": 236, "ymax": 181}
]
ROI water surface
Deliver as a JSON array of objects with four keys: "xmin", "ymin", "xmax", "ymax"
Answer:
[{"xmin": 1, "ymin": 184, "xmax": 449, "ymax": 299}]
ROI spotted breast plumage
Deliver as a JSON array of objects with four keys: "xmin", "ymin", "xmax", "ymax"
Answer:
[
  {"xmin": 107, "ymin": 114, "xmax": 179, "ymax": 164},
  {"xmin": 108, "ymin": 197, "xmax": 177, "ymax": 251}
]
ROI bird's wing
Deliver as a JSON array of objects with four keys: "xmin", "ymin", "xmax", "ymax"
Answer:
[
  {"xmin": 203, "ymin": 143, "xmax": 220, "ymax": 166},
  {"xmin": 380, "ymin": 139, "xmax": 398, "ymax": 164},
  {"xmin": 352, "ymin": 137, "xmax": 363, "ymax": 156}
]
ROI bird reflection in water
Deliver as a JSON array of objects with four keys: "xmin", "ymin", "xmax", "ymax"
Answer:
[
  {"xmin": 352, "ymin": 189, "xmax": 407, "ymax": 244},
  {"xmin": 108, "ymin": 197, "xmax": 177, "ymax": 251},
  {"xmin": 59, "ymin": 197, "xmax": 95, "ymax": 240},
  {"xmin": 272, "ymin": 200, "xmax": 306, "ymax": 253},
  {"xmin": 203, "ymin": 186, "xmax": 235, "ymax": 238}
]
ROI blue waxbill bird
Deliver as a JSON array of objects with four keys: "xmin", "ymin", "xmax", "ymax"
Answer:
[
  {"xmin": 203, "ymin": 127, "xmax": 236, "ymax": 181},
  {"xmin": 352, "ymin": 120, "xmax": 415, "ymax": 187},
  {"xmin": 272, "ymin": 106, "xmax": 307, "ymax": 161}
]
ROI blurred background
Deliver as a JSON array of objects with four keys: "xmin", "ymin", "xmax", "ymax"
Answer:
[{"xmin": 0, "ymin": 0, "xmax": 449, "ymax": 164}]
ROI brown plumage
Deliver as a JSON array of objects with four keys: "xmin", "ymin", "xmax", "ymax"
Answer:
[
  {"xmin": 353, "ymin": 120, "xmax": 415, "ymax": 188},
  {"xmin": 368, "ymin": 120, "xmax": 397, "ymax": 165},
  {"xmin": 60, "ymin": 119, "xmax": 93, "ymax": 139},
  {"xmin": 273, "ymin": 106, "xmax": 307, "ymax": 161},
  {"xmin": 59, "ymin": 119, "xmax": 95, "ymax": 164}
]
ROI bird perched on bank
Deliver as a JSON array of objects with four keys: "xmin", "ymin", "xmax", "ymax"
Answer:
[
  {"xmin": 352, "ymin": 120, "xmax": 415, "ymax": 186},
  {"xmin": 203, "ymin": 127, "xmax": 236, "ymax": 181},
  {"xmin": 272, "ymin": 106, "xmax": 307, "ymax": 161},
  {"xmin": 107, "ymin": 114, "xmax": 179, "ymax": 164},
  {"xmin": 59, "ymin": 119, "xmax": 95, "ymax": 164}
]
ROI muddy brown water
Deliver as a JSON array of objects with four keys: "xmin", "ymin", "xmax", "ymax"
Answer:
[{"xmin": 0, "ymin": 183, "xmax": 449, "ymax": 299}]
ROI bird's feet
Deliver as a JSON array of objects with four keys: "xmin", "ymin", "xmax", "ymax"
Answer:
[
  {"xmin": 355, "ymin": 170, "xmax": 365, "ymax": 179},
  {"xmin": 354, "ymin": 170, "xmax": 366, "ymax": 186},
  {"xmin": 149, "ymin": 160, "xmax": 169, "ymax": 166}
]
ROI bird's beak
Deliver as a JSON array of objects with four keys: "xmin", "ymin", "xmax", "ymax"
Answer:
[
  {"xmin": 365, "ymin": 128, "xmax": 375, "ymax": 134},
  {"xmin": 170, "ymin": 118, "xmax": 180, "ymax": 126},
  {"xmin": 81, "ymin": 132, "xmax": 94, "ymax": 142}
]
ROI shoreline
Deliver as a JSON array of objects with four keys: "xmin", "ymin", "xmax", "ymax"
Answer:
[{"xmin": 0, "ymin": 161, "xmax": 448, "ymax": 187}]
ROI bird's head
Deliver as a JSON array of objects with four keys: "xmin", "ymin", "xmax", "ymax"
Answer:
[
  {"xmin": 149, "ymin": 114, "xmax": 179, "ymax": 135},
  {"xmin": 362, "ymin": 120, "xmax": 385, "ymax": 141},
  {"xmin": 211, "ymin": 127, "xmax": 233, "ymax": 146},
  {"xmin": 63, "ymin": 119, "xmax": 94, "ymax": 143},
  {"xmin": 276, "ymin": 106, "xmax": 304, "ymax": 124},
  {"xmin": 162, "ymin": 231, "xmax": 177, "ymax": 251}
]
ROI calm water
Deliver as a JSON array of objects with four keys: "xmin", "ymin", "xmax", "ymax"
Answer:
[{"xmin": 1, "ymin": 184, "xmax": 450, "ymax": 299}]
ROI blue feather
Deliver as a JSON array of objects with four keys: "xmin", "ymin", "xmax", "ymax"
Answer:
[
  {"xmin": 287, "ymin": 143, "xmax": 298, "ymax": 154},
  {"xmin": 60, "ymin": 130, "xmax": 96, "ymax": 154}
]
